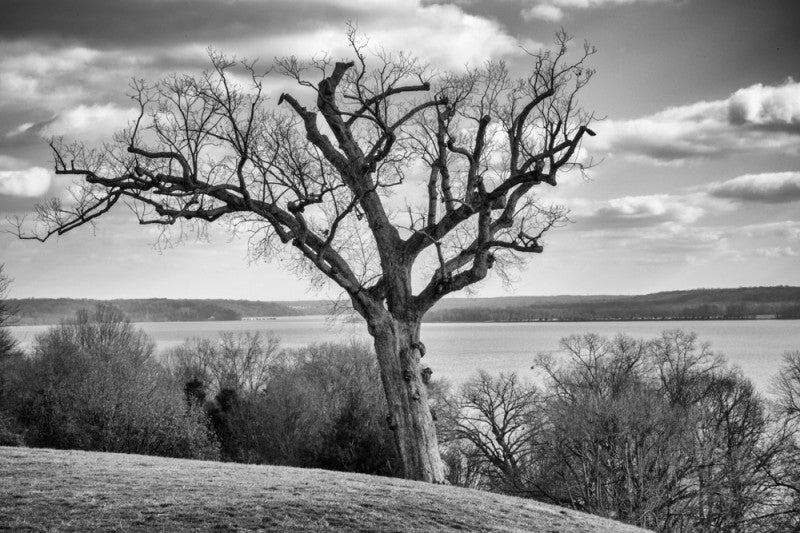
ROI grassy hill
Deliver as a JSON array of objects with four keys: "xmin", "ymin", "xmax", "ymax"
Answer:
[{"xmin": 0, "ymin": 446, "xmax": 649, "ymax": 532}]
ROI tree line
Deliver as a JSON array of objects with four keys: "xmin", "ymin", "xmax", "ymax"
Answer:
[
  {"xmin": 435, "ymin": 331, "xmax": 800, "ymax": 532},
  {"xmin": 8, "ymin": 298, "xmax": 310, "ymax": 325},
  {"xmin": 426, "ymin": 299, "xmax": 800, "ymax": 322}
]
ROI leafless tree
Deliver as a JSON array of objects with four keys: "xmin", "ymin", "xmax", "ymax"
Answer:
[
  {"xmin": 534, "ymin": 331, "xmax": 778, "ymax": 532},
  {"xmin": 14, "ymin": 28, "xmax": 596, "ymax": 482},
  {"xmin": 441, "ymin": 371, "xmax": 546, "ymax": 495},
  {"xmin": 0, "ymin": 265, "xmax": 19, "ymax": 359},
  {"xmin": 167, "ymin": 331, "xmax": 280, "ymax": 394},
  {"xmin": 758, "ymin": 351, "xmax": 800, "ymax": 531}
]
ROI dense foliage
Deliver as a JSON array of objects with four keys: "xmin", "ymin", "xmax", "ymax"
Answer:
[
  {"xmin": 1, "ymin": 305, "xmax": 219, "ymax": 458},
  {"xmin": 0, "ymin": 300, "xmax": 399, "ymax": 474},
  {"xmin": 167, "ymin": 337, "xmax": 400, "ymax": 476}
]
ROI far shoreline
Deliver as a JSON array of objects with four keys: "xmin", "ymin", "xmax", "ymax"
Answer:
[{"xmin": 10, "ymin": 315, "xmax": 800, "ymax": 328}]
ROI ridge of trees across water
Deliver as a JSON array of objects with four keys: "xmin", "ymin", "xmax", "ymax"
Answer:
[{"xmin": 8, "ymin": 286, "xmax": 800, "ymax": 326}]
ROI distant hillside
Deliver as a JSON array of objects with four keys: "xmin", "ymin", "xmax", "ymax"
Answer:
[
  {"xmin": 425, "ymin": 286, "xmax": 800, "ymax": 322},
  {"xmin": 430, "ymin": 294, "xmax": 630, "ymax": 311},
  {"xmin": 273, "ymin": 299, "xmax": 339, "ymax": 315},
  {"xmin": 0, "ymin": 447, "xmax": 648, "ymax": 533},
  {"xmin": 8, "ymin": 286, "xmax": 800, "ymax": 325},
  {"xmin": 9, "ymin": 298, "xmax": 303, "ymax": 325}
]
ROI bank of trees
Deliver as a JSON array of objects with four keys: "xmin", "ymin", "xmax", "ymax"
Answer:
[
  {"xmin": 1, "ymin": 305, "xmax": 219, "ymax": 457},
  {"xmin": 437, "ymin": 330, "xmax": 800, "ymax": 532},
  {"xmin": 0, "ymin": 302, "xmax": 399, "ymax": 475},
  {"xmin": 427, "ymin": 300, "xmax": 800, "ymax": 322},
  {"xmin": 167, "ymin": 335, "xmax": 400, "ymax": 474}
]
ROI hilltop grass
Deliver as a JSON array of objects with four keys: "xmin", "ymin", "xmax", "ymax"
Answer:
[{"xmin": 0, "ymin": 446, "xmax": 649, "ymax": 532}]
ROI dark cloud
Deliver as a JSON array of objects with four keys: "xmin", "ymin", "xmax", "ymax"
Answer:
[
  {"xmin": 737, "ymin": 221, "xmax": 800, "ymax": 240},
  {"xmin": 708, "ymin": 172, "xmax": 800, "ymax": 204},
  {"xmin": 0, "ymin": 0, "xmax": 359, "ymax": 49},
  {"xmin": 0, "ymin": 117, "xmax": 61, "ymax": 171},
  {"xmin": 570, "ymin": 194, "xmax": 707, "ymax": 230}
]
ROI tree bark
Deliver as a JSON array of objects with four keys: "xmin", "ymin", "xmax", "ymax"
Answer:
[{"xmin": 369, "ymin": 315, "xmax": 445, "ymax": 483}]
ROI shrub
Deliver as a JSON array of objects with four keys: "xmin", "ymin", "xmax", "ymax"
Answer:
[
  {"xmin": 9, "ymin": 305, "xmax": 218, "ymax": 459},
  {"xmin": 168, "ymin": 337, "xmax": 401, "ymax": 476},
  {"xmin": 0, "ymin": 412, "xmax": 24, "ymax": 446},
  {"xmin": 166, "ymin": 331, "xmax": 280, "ymax": 393},
  {"xmin": 0, "ymin": 265, "xmax": 24, "ymax": 445},
  {"xmin": 264, "ymin": 341, "xmax": 400, "ymax": 475}
]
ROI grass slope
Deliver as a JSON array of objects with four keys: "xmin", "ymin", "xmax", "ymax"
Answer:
[{"xmin": 0, "ymin": 447, "xmax": 649, "ymax": 532}]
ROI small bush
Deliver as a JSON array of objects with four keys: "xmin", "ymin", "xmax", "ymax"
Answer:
[
  {"xmin": 168, "ymin": 337, "xmax": 401, "ymax": 476},
  {"xmin": 225, "ymin": 341, "xmax": 400, "ymax": 475},
  {"xmin": 8, "ymin": 305, "xmax": 219, "ymax": 459},
  {"xmin": 0, "ymin": 412, "xmax": 24, "ymax": 446}
]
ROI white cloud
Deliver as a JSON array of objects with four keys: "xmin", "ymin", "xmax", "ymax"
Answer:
[
  {"xmin": 587, "ymin": 80, "xmax": 800, "ymax": 164},
  {"xmin": 728, "ymin": 81, "xmax": 800, "ymax": 128},
  {"xmin": 571, "ymin": 193, "xmax": 708, "ymax": 228},
  {"xmin": 521, "ymin": 0, "xmax": 677, "ymax": 20},
  {"xmin": 551, "ymin": 0, "xmax": 669, "ymax": 6},
  {"xmin": 0, "ymin": 167, "xmax": 52, "ymax": 197},
  {"xmin": 42, "ymin": 103, "xmax": 138, "ymax": 143},
  {"xmin": 736, "ymin": 220, "xmax": 800, "ymax": 240},
  {"xmin": 0, "ymin": 3, "xmax": 527, "ymax": 144},
  {"xmin": 755, "ymin": 246, "xmax": 798, "ymax": 258},
  {"xmin": 6, "ymin": 122, "xmax": 34, "ymax": 137},
  {"xmin": 560, "ymin": 209, "xmax": 800, "ymax": 272},
  {"xmin": 370, "ymin": 4, "xmax": 522, "ymax": 67},
  {"xmin": 0, "ymin": 46, "xmax": 100, "ymax": 110},
  {"xmin": 523, "ymin": 4, "xmax": 564, "ymax": 21},
  {"xmin": 707, "ymin": 172, "xmax": 800, "ymax": 203},
  {"xmin": 251, "ymin": 2, "xmax": 522, "ymax": 69},
  {"xmin": 567, "ymin": 220, "xmax": 734, "ymax": 265}
]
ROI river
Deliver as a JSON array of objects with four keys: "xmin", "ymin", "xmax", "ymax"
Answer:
[{"xmin": 10, "ymin": 317, "xmax": 800, "ymax": 392}]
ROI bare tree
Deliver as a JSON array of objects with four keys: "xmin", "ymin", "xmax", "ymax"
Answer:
[
  {"xmin": 167, "ymin": 331, "xmax": 281, "ymax": 394},
  {"xmin": 14, "ymin": 28, "xmax": 596, "ymax": 482},
  {"xmin": 0, "ymin": 265, "xmax": 19, "ymax": 360},
  {"xmin": 442, "ymin": 371, "xmax": 544, "ymax": 495},
  {"xmin": 760, "ymin": 351, "xmax": 800, "ymax": 531}
]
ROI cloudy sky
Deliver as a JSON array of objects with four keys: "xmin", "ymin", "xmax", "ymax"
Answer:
[{"xmin": 1, "ymin": 0, "xmax": 799, "ymax": 300}]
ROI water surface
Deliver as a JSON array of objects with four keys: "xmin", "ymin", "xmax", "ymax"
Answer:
[{"xmin": 11, "ymin": 318, "xmax": 800, "ymax": 391}]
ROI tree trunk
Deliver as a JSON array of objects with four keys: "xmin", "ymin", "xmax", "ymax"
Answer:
[{"xmin": 370, "ymin": 315, "xmax": 445, "ymax": 483}]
